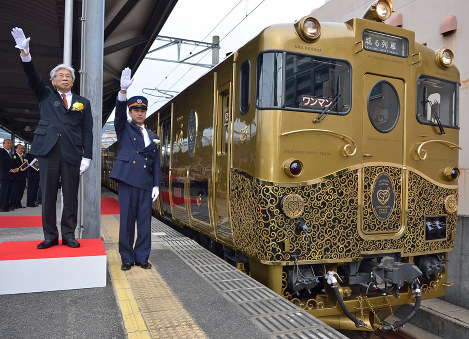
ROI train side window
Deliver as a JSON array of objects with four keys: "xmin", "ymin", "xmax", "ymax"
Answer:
[
  {"xmin": 239, "ymin": 60, "xmax": 250, "ymax": 114},
  {"xmin": 416, "ymin": 75, "xmax": 459, "ymax": 129},
  {"xmin": 217, "ymin": 88, "xmax": 231, "ymax": 155}
]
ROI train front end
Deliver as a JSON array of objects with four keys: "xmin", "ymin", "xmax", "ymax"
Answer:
[{"xmin": 229, "ymin": 0, "xmax": 460, "ymax": 331}]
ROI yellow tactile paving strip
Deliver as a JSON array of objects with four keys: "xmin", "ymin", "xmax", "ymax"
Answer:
[{"xmin": 101, "ymin": 214, "xmax": 207, "ymax": 339}]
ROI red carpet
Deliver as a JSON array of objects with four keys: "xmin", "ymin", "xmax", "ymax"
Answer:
[
  {"xmin": 0, "ymin": 238, "xmax": 105, "ymax": 260},
  {"xmin": 101, "ymin": 197, "xmax": 120, "ymax": 214},
  {"xmin": 0, "ymin": 216, "xmax": 42, "ymax": 228},
  {"xmin": 0, "ymin": 198, "xmax": 119, "ymax": 229}
]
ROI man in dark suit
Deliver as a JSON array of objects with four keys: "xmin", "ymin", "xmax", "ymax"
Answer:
[
  {"xmin": 0, "ymin": 139, "xmax": 17, "ymax": 212},
  {"xmin": 12, "ymin": 27, "xmax": 93, "ymax": 249},
  {"xmin": 110, "ymin": 68, "xmax": 160, "ymax": 270},
  {"xmin": 9, "ymin": 144, "xmax": 27, "ymax": 209},
  {"xmin": 25, "ymin": 152, "xmax": 40, "ymax": 207}
]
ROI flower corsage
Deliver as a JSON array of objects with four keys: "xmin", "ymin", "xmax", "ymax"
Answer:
[
  {"xmin": 153, "ymin": 138, "xmax": 161, "ymax": 146},
  {"xmin": 71, "ymin": 101, "xmax": 84, "ymax": 111}
]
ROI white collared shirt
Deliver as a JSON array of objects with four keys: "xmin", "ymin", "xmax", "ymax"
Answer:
[
  {"xmin": 58, "ymin": 90, "xmax": 73, "ymax": 109},
  {"xmin": 140, "ymin": 125, "xmax": 150, "ymax": 147}
]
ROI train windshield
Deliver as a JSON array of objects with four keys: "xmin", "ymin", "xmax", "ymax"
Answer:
[
  {"xmin": 416, "ymin": 75, "xmax": 459, "ymax": 129},
  {"xmin": 257, "ymin": 51, "xmax": 351, "ymax": 114}
]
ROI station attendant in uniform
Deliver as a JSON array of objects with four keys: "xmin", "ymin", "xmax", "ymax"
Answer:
[
  {"xmin": 11, "ymin": 27, "xmax": 93, "ymax": 249},
  {"xmin": 110, "ymin": 68, "xmax": 160, "ymax": 271}
]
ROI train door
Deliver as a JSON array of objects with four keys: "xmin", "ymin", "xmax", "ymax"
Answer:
[
  {"xmin": 361, "ymin": 74, "xmax": 405, "ymax": 237},
  {"xmin": 213, "ymin": 81, "xmax": 233, "ymax": 241}
]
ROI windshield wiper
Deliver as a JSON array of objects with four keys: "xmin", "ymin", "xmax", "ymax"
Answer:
[
  {"xmin": 429, "ymin": 99, "xmax": 445, "ymax": 135},
  {"xmin": 422, "ymin": 86, "xmax": 445, "ymax": 134},
  {"xmin": 313, "ymin": 77, "xmax": 342, "ymax": 124}
]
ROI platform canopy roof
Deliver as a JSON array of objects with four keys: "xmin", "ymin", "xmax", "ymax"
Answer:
[{"xmin": 0, "ymin": 0, "xmax": 177, "ymax": 142}]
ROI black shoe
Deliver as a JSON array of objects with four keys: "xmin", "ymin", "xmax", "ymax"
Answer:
[
  {"xmin": 62, "ymin": 238, "xmax": 80, "ymax": 248},
  {"xmin": 26, "ymin": 204, "xmax": 36, "ymax": 207},
  {"xmin": 135, "ymin": 261, "xmax": 152, "ymax": 269},
  {"xmin": 37, "ymin": 239, "xmax": 59, "ymax": 249},
  {"xmin": 9, "ymin": 207, "xmax": 15, "ymax": 211},
  {"xmin": 0, "ymin": 209, "xmax": 9, "ymax": 212},
  {"xmin": 121, "ymin": 262, "xmax": 134, "ymax": 271}
]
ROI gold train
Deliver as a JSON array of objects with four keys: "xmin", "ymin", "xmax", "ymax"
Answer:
[{"xmin": 102, "ymin": 0, "xmax": 461, "ymax": 331}]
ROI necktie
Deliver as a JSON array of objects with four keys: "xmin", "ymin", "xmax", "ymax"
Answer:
[
  {"xmin": 139, "ymin": 126, "xmax": 144, "ymax": 137},
  {"xmin": 61, "ymin": 93, "xmax": 68, "ymax": 109}
]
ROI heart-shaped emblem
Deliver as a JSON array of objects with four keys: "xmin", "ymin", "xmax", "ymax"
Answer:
[{"xmin": 377, "ymin": 187, "xmax": 390, "ymax": 205}]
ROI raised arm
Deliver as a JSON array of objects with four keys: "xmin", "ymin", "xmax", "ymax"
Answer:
[
  {"xmin": 114, "ymin": 67, "xmax": 134, "ymax": 135},
  {"xmin": 11, "ymin": 27, "xmax": 46, "ymax": 101}
]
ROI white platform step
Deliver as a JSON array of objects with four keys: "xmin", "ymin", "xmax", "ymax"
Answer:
[{"xmin": 0, "ymin": 238, "xmax": 106, "ymax": 295}]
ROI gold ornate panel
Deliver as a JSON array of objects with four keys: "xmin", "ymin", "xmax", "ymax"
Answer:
[
  {"xmin": 230, "ymin": 169, "xmax": 361, "ymax": 262},
  {"xmin": 362, "ymin": 166, "xmax": 402, "ymax": 234},
  {"xmin": 229, "ymin": 167, "xmax": 457, "ymax": 263}
]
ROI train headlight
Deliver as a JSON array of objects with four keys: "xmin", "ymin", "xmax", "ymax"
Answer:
[
  {"xmin": 295, "ymin": 16, "xmax": 321, "ymax": 42},
  {"xmin": 281, "ymin": 194, "xmax": 305, "ymax": 219},
  {"xmin": 436, "ymin": 48, "xmax": 454, "ymax": 68},
  {"xmin": 443, "ymin": 167, "xmax": 460, "ymax": 181},
  {"xmin": 284, "ymin": 158, "xmax": 303, "ymax": 177},
  {"xmin": 362, "ymin": 0, "xmax": 393, "ymax": 22}
]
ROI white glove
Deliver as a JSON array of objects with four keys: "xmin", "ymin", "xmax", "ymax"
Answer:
[
  {"xmin": 120, "ymin": 67, "xmax": 133, "ymax": 91},
  {"xmin": 11, "ymin": 27, "xmax": 30, "ymax": 54},
  {"xmin": 152, "ymin": 186, "xmax": 159, "ymax": 202},
  {"xmin": 79, "ymin": 158, "xmax": 91, "ymax": 175}
]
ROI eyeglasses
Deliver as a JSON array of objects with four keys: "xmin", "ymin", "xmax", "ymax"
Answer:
[{"xmin": 55, "ymin": 73, "xmax": 72, "ymax": 79}]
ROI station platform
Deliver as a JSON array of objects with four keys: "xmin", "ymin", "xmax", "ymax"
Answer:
[{"xmin": 0, "ymin": 188, "xmax": 345, "ymax": 338}]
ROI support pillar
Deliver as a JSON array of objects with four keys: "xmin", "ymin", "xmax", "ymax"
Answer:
[{"xmin": 79, "ymin": 0, "xmax": 104, "ymax": 238}]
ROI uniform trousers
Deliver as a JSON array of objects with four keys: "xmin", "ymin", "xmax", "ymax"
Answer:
[
  {"xmin": 10, "ymin": 179, "xmax": 26, "ymax": 208},
  {"xmin": 118, "ymin": 181, "xmax": 152, "ymax": 264},
  {"xmin": 26, "ymin": 178, "xmax": 39, "ymax": 205},
  {"xmin": 38, "ymin": 142, "xmax": 79, "ymax": 241},
  {"xmin": 0, "ymin": 179, "xmax": 11, "ymax": 210}
]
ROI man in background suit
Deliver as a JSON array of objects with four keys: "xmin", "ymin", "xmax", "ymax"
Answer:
[
  {"xmin": 0, "ymin": 139, "xmax": 17, "ymax": 212},
  {"xmin": 110, "ymin": 68, "xmax": 160, "ymax": 271},
  {"xmin": 10, "ymin": 144, "xmax": 27, "ymax": 209},
  {"xmin": 12, "ymin": 27, "xmax": 93, "ymax": 249},
  {"xmin": 25, "ymin": 151, "xmax": 40, "ymax": 207}
]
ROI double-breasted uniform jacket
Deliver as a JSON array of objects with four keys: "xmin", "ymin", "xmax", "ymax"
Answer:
[
  {"xmin": 0, "ymin": 149, "xmax": 13, "ymax": 180},
  {"xmin": 22, "ymin": 61, "xmax": 93, "ymax": 166},
  {"xmin": 110, "ymin": 99, "xmax": 160, "ymax": 191}
]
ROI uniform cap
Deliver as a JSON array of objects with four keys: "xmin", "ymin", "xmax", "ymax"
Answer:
[{"xmin": 127, "ymin": 96, "xmax": 148, "ymax": 110}]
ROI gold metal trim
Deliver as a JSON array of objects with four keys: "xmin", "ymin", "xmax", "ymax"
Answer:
[
  {"xmin": 444, "ymin": 195, "xmax": 458, "ymax": 213},
  {"xmin": 240, "ymin": 126, "xmax": 248, "ymax": 143},
  {"xmin": 354, "ymin": 40, "xmax": 364, "ymax": 54},
  {"xmin": 411, "ymin": 52, "xmax": 422, "ymax": 65},
  {"xmin": 412, "ymin": 140, "xmax": 461, "ymax": 160},
  {"xmin": 281, "ymin": 129, "xmax": 357, "ymax": 157},
  {"xmin": 281, "ymin": 194, "xmax": 305, "ymax": 218}
]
